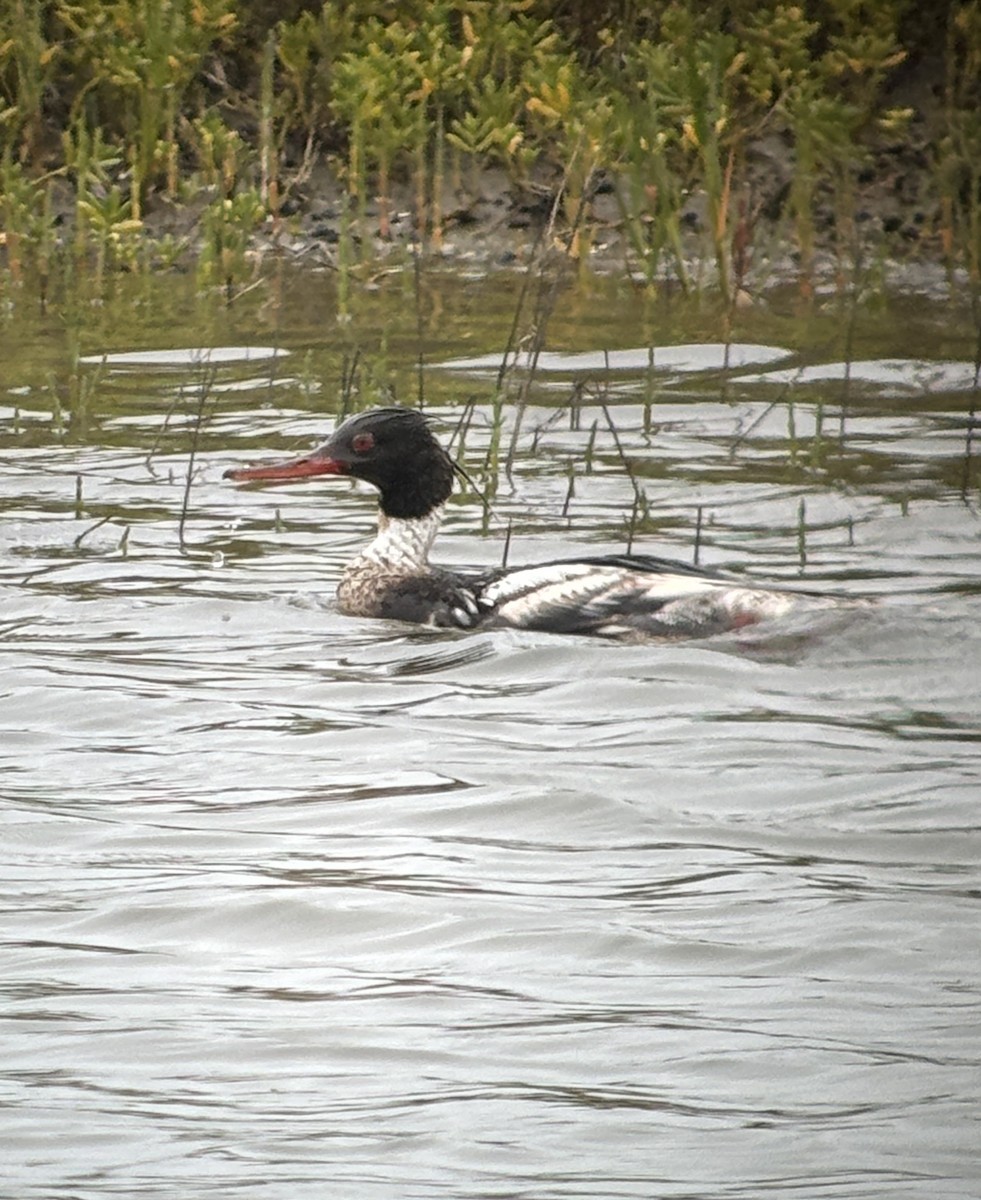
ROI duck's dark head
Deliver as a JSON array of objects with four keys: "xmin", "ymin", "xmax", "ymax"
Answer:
[{"xmin": 224, "ymin": 407, "xmax": 455, "ymax": 520}]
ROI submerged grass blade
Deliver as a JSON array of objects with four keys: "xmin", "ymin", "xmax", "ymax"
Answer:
[{"xmin": 178, "ymin": 367, "xmax": 217, "ymax": 553}]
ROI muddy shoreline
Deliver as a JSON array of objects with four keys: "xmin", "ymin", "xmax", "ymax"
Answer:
[{"xmin": 117, "ymin": 110, "xmax": 965, "ymax": 306}]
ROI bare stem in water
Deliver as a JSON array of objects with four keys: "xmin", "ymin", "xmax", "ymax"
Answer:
[
  {"xmin": 600, "ymin": 400, "xmax": 645, "ymax": 512},
  {"xmin": 501, "ymin": 518, "xmax": 513, "ymax": 569},
  {"xmin": 412, "ymin": 239, "xmax": 426, "ymax": 410},
  {"xmin": 178, "ymin": 367, "xmax": 217, "ymax": 553},
  {"xmin": 693, "ymin": 504, "xmax": 704, "ymax": 566},
  {"xmin": 960, "ymin": 299, "xmax": 981, "ymax": 505}
]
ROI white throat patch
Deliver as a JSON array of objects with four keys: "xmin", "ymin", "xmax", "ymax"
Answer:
[{"xmin": 358, "ymin": 506, "xmax": 444, "ymax": 573}]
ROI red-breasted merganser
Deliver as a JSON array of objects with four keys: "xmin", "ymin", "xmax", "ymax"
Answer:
[{"xmin": 224, "ymin": 406, "xmax": 845, "ymax": 639}]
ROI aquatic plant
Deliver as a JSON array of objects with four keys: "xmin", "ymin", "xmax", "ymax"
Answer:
[
  {"xmin": 62, "ymin": 122, "xmax": 124, "ymax": 254},
  {"xmin": 198, "ymin": 188, "xmax": 265, "ymax": 297},
  {"xmin": 0, "ymin": 0, "xmax": 59, "ymax": 162},
  {"xmin": 754, "ymin": 0, "xmax": 907, "ymax": 295},
  {"xmin": 258, "ymin": 30, "xmax": 279, "ymax": 217},
  {"xmin": 76, "ymin": 183, "xmax": 144, "ymax": 282},
  {"xmin": 447, "ymin": 1, "xmax": 562, "ymax": 185},
  {"xmin": 940, "ymin": 3, "xmax": 981, "ymax": 286},
  {"xmin": 445, "ymin": 77, "xmax": 529, "ymax": 185},
  {"xmin": 603, "ymin": 42, "xmax": 691, "ymax": 291},
  {"xmin": 524, "ymin": 54, "xmax": 608, "ymax": 266},
  {"xmin": 329, "ymin": 18, "xmax": 429, "ymax": 239},
  {"xmin": 0, "ymin": 155, "xmax": 45, "ymax": 284},
  {"xmin": 275, "ymin": 4, "xmax": 357, "ymax": 147},
  {"xmin": 936, "ymin": 4, "xmax": 981, "ymax": 499},
  {"xmin": 600, "ymin": 6, "xmax": 774, "ymax": 296},
  {"xmin": 178, "ymin": 366, "xmax": 218, "ymax": 551},
  {"xmin": 54, "ymin": 0, "xmax": 237, "ymax": 200},
  {"xmin": 0, "ymin": 0, "xmax": 964, "ymax": 308}
]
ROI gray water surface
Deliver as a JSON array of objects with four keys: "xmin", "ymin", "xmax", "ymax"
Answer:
[{"xmin": 2, "ymin": 268, "xmax": 980, "ymax": 1199}]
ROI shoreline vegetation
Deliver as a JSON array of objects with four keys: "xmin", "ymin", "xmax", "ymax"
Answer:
[{"xmin": 0, "ymin": 1, "xmax": 979, "ymax": 310}]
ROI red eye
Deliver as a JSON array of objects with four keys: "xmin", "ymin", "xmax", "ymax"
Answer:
[{"xmin": 351, "ymin": 432, "xmax": 375, "ymax": 453}]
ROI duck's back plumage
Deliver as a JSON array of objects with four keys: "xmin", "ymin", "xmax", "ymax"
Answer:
[{"xmin": 463, "ymin": 554, "xmax": 827, "ymax": 638}]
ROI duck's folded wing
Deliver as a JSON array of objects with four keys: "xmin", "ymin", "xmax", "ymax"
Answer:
[{"xmin": 474, "ymin": 558, "xmax": 827, "ymax": 638}]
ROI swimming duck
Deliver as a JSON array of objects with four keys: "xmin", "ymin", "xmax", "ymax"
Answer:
[{"xmin": 225, "ymin": 406, "xmax": 842, "ymax": 639}]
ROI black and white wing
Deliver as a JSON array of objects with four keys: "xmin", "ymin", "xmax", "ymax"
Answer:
[{"xmin": 474, "ymin": 555, "xmax": 833, "ymax": 639}]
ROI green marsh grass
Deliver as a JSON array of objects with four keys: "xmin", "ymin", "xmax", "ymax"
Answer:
[{"xmin": 0, "ymin": 0, "xmax": 969, "ymax": 315}]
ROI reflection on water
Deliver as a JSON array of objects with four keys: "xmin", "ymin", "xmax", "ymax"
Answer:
[
  {"xmin": 78, "ymin": 345, "xmax": 289, "ymax": 368},
  {"xmin": 739, "ymin": 357, "xmax": 981, "ymax": 393},
  {"xmin": 435, "ymin": 341, "xmax": 794, "ymax": 373},
  {"xmin": 1, "ymin": 267, "xmax": 980, "ymax": 1199}
]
